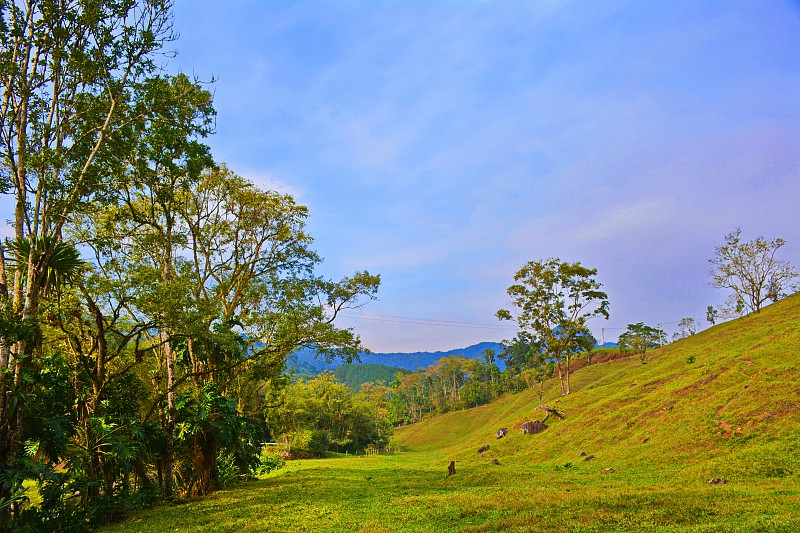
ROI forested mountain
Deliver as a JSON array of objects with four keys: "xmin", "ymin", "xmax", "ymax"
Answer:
[
  {"xmin": 285, "ymin": 353, "xmax": 320, "ymax": 378},
  {"xmin": 294, "ymin": 341, "xmax": 506, "ymax": 371}
]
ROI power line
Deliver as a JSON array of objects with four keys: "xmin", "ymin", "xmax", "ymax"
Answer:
[
  {"xmin": 338, "ymin": 312, "xmax": 518, "ymax": 331},
  {"xmin": 337, "ymin": 311, "xmax": 685, "ymax": 334}
]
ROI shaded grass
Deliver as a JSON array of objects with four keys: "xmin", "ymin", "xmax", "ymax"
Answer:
[{"xmin": 104, "ymin": 295, "xmax": 800, "ymax": 532}]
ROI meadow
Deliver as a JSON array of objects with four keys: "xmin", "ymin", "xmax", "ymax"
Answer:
[{"xmin": 104, "ymin": 295, "xmax": 800, "ymax": 532}]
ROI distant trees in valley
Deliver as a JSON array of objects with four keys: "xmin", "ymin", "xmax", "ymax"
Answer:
[
  {"xmin": 265, "ymin": 373, "xmax": 393, "ymax": 455},
  {"xmin": 334, "ymin": 363, "xmax": 410, "ymax": 391}
]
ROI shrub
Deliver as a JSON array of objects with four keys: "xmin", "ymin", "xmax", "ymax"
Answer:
[
  {"xmin": 215, "ymin": 452, "xmax": 243, "ymax": 489},
  {"xmin": 257, "ymin": 449, "xmax": 286, "ymax": 475}
]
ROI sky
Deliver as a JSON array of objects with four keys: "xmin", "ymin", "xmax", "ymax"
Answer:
[{"xmin": 160, "ymin": 0, "xmax": 800, "ymax": 352}]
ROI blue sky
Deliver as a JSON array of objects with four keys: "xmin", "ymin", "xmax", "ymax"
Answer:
[{"xmin": 163, "ymin": 0, "xmax": 800, "ymax": 352}]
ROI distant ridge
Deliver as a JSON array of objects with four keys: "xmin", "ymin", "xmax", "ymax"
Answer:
[{"xmin": 293, "ymin": 341, "xmax": 506, "ymax": 372}]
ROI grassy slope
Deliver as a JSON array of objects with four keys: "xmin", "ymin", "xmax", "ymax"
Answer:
[
  {"xmin": 105, "ymin": 295, "xmax": 800, "ymax": 532},
  {"xmin": 399, "ymin": 293, "xmax": 800, "ymax": 476}
]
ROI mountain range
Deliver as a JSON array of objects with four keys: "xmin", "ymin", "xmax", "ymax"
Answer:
[{"xmin": 290, "ymin": 341, "xmax": 506, "ymax": 374}]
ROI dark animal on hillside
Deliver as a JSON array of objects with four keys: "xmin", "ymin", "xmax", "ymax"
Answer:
[{"xmin": 447, "ymin": 461, "xmax": 456, "ymax": 476}]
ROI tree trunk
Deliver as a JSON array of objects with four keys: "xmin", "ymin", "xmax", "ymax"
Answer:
[
  {"xmin": 555, "ymin": 360, "xmax": 566, "ymax": 396},
  {"xmin": 163, "ymin": 332, "xmax": 176, "ymax": 498},
  {"xmin": 193, "ymin": 432, "xmax": 218, "ymax": 496}
]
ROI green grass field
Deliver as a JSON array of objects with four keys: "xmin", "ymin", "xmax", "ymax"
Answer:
[{"xmin": 104, "ymin": 295, "xmax": 800, "ymax": 532}]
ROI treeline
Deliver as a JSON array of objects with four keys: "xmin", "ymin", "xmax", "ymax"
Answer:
[
  {"xmin": 382, "ymin": 343, "xmax": 572, "ymax": 425},
  {"xmin": 0, "ymin": 2, "xmax": 379, "ymax": 530},
  {"xmin": 266, "ymin": 373, "xmax": 393, "ymax": 455}
]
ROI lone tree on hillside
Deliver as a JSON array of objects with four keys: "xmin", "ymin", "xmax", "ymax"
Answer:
[
  {"xmin": 706, "ymin": 305, "xmax": 719, "ymax": 325},
  {"xmin": 497, "ymin": 258, "xmax": 609, "ymax": 396},
  {"xmin": 618, "ymin": 322, "xmax": 665, "ymax": 364},
  {"xmin": 676, "ymin": 317, "xmax": 698, "ymax": 339},
  {"xmin": 709, "ymin": 228, "xmax": 798, "ymax": 314}
]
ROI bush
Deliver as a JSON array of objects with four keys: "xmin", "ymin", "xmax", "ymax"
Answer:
[
  {"xmin": 257, "ymin": 448, "xmax": 285, "ymax": 475},
  {"xmin": 215, "ymin": 452, "xmax": 243, "ymax": 489},
  {"xmin": 308, "ymin": 430, "xmax": 330, "ymax": 456}
]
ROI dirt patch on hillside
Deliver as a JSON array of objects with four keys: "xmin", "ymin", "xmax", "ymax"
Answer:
[
  {"xmin": 554, "ymin": 350, "xmax": 632, "ymax": 379},
  {"xmin": 677, "ymin": 373, "xmax": 720, "ymax": 395}
]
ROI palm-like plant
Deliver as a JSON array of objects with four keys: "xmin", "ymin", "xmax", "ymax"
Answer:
[{"xmin": 6, "ymin": 236, "xmax": 84, "ymax": 296}]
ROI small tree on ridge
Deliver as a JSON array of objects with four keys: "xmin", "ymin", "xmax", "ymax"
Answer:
[{"xmin": 709, "ymin": 228, "xmax": 798, "ymax": 314}]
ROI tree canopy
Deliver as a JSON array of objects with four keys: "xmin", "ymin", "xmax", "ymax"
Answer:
[
  {"xmin": 497, "ymin": 258, "xmax": 609, "ymax": 396},
  {"xmin": 709, "ymin": 228, "xmax": 798, "ymax": 314},
  {"xmin": 0, "ymin": 1, "xmax": 381, "ymax": 528},
  {"xmin": 618, "ymin": 322, "xmax": 665, "ymax": 363}
]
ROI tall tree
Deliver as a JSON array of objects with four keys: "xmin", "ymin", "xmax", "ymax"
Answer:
[
  {"xmin": 0, "ymin": 0, "xmax": 174, "ymax": 518},
  {"xmin": 709, "ymin": 228, "xmax": 798, "ymax": 314},
  {"xmin": 497, "ymin": 258, "xmax": 609, "ymax": 396},
  {"xmin": 106, "ymin": 73, "xmax": 213, "ymax": 497}
]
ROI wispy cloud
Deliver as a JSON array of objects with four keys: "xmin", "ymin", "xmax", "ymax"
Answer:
[{"xmin": 170, "ymin": 0, "xmax": 800, "ymax": 351}]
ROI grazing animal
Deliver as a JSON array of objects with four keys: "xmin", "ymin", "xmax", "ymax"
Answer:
[{"xmin": 447, "ymin": 461, "xmax": 456, "ymax": 476}]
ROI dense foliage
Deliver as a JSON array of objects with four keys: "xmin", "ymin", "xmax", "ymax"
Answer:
[
  {"xmin": 0, "ymin": 1, "xmax": 380, "ymax": 529},
  {"xmin": 386, "ymin": 348, "xmax": 560, "ymax": 425},
  {"xmin": 265, "ymin": 373, "xmax": 393, "ymax": 455}
]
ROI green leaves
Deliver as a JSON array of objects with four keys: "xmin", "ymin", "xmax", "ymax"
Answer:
[
  {"xmin": 6, "ymin": 236, "xmax": 85, "ymax": 296},
  {"xmin": 497, "ymin": 258, "xmax": 609, "ymax": 395},
  {"xmin": 618, "ymin": 322, "xmax": 665, "ymax": 363}
]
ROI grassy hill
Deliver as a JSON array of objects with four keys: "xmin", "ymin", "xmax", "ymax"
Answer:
[
  {"xmin": 398, "ymin": 293, "xmax": 800, "ymax": 469},
  {"xmin": 104, "ymin": 295, "xmax": 800, "ymax": 532}
]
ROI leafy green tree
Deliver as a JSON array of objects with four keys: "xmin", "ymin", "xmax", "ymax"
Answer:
[
  {"xmin": 265, "ymin": 373, "xmax": 390, "ymax": 455},
  {"xmin": 709, "ymin": 228, "xmax": 798, "ymax": 314},
  {"xmin": 498, "ymin": 340, "xmax": 538, "ymax": 374},
  {"xmin": 391, "ymin": 371, "xmax": 427, "ymax": 424},
  {"xmin": 0, "ymin": 1, "xmax": 384, "ymax": 522},
  {"xmin": 618, "ymin": 323, "xmax": 664, "ymax": 363},
  {"xmin": 706, "ymin": 305, "xmax": 718, "ymax": 325},
  {"xmin": 0, "ymin": 0, "xmax": 176, "ymax": 519},
  {"xmin": 355, "ymin": 383, "xmax": 393, "ymax": 447},
  {"xmin": 98, "ymin": 73, "xmax": 214, "ymax": 498},
  {"xmin": 497, "ymin": 258, "xmax": 609, "ymax": 396}
]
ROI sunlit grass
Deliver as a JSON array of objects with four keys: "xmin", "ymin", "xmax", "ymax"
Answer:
[
  {"xmin": 104, "ymin": 295, "xmax": 800, "ymax": 532},
  {"xmin": 102, "ymin": 452, "xmax": 800, "ymax": 532}
]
